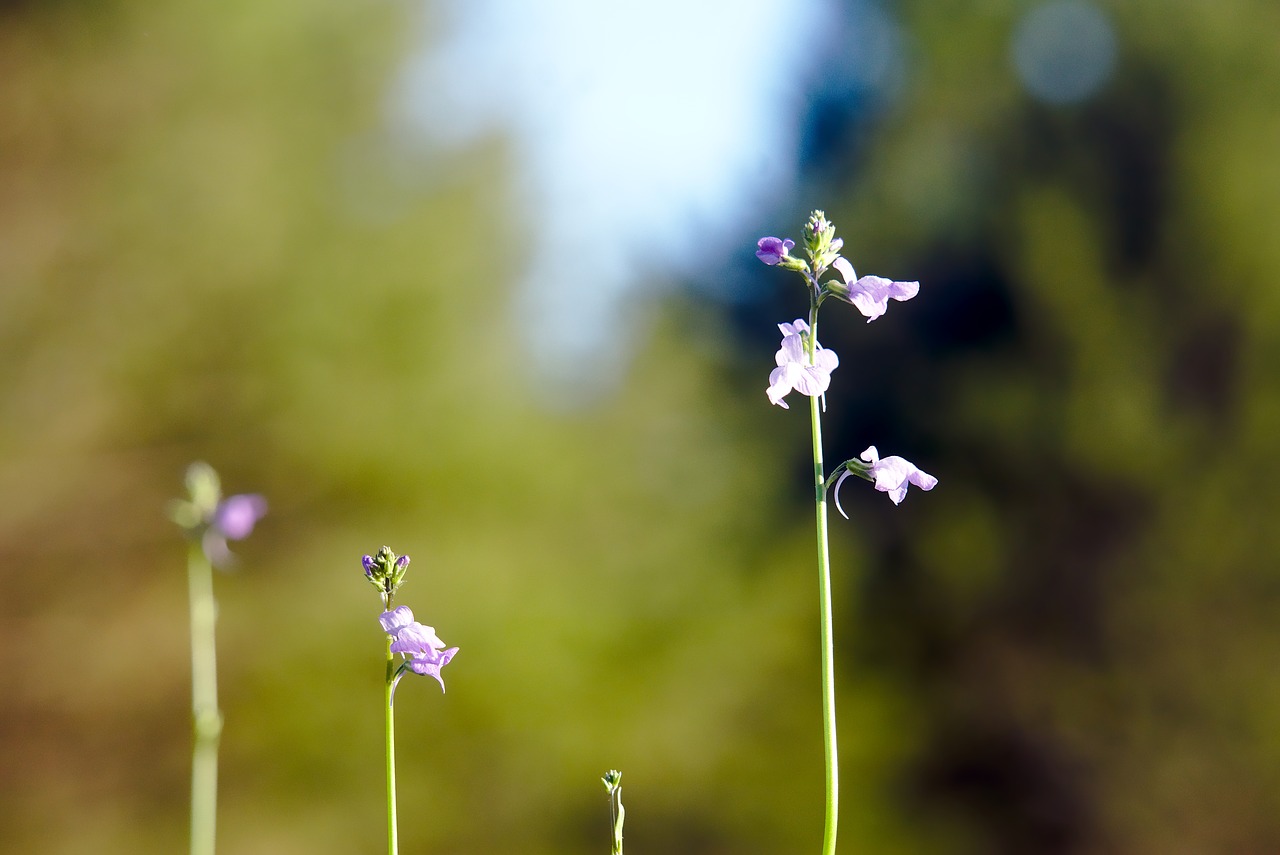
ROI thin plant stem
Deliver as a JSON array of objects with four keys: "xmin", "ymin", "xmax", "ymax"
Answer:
[
  {"xmin": 385, "ymin": 635, "xmax": 399, "ymax": 855},
  {"xmin": 187, "ymin": 543, "xmax": 222, "ymax": 855},
  {"xmin": 807, "ymin": 304, "xmax": 839, "ymax": 855}
]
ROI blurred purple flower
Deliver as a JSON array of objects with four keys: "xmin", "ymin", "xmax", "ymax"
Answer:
[
  {"xmin": 755, "ymin": 236, "xmax": 795, "ymax": 266},
  {"xmin": 767, "ymin": 320, "xmax": 839, "ymax": 409},
  {"xmin": 380, "ymin": 606, "xmax": 459, "ymax": 692},
  {"xmin": 203, "ymin": 494, "xmax": 267, "ymax": 567},
  {"xmin": 831, "ymin": 257, "xmax": 919, "ymax": 322},
  {"xmin": 833, "ymin": 446, "xmax": 937, "ymax": 511}
]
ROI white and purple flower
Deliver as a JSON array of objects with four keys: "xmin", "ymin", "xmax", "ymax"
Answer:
[
  {"xmin": 833, "ymin": 446, "xmax": 938, "ymax": 510},
  {"xmin": 830, "ymin": 257, "xmax": 919, "ymax": 322},
  {"xmin": 767, "ymin": 319, "xmax": 839, "ymax": 409}
]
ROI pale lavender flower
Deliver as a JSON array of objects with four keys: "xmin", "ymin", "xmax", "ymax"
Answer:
[
  {"xmin": 380, "ymin": 606, "xmax": 459, "ymax": 692},
  {"xmin": 833, "ymin": 446, "xmax": 938, "ymax": 512},
  {"xmin": 767, "ymin": 319, "xmax": 840, "ymax": 409},
  {"xmin": 203, "ymin": 494, "xmax": 267, "ymax": 567},
  {"xmin": 755, "ymin": 236, "xmax": 795, "ymax": 266},
  {"xmin": 831, "ymin": 257, "xmax": 919, "ymax": 322}
]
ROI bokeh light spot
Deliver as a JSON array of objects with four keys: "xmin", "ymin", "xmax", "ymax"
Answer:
[{"xmin": 1011, "ymin": 1, "xmax": 1117, "ymax": 105}]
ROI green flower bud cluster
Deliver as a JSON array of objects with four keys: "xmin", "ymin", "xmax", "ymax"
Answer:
[
  {"xmin": 363, "ymin": 545, "xmax": 410, "ymax": 602},
  {"xmin": 803, "ymin": 210, "xmax": 845, "ymax": 277},
  {"xmin": 169, "ymin": 462, "xmax": 223, "ymax": 533}
]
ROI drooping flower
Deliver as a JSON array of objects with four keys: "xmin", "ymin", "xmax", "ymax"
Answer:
[
  {"xmin": 755, "ymin": 236, "xmax": 795, "ymax": 266},
  {"xmin": 833, "ymin": 446, "xmax": 937, "ymax": 511},
  {"xmin": 830, "ymin": 257, "xmax": 919, "ymax": 322},
  {"xmin": 767, "ymin": 319, "xmax": 840, "ymax": 409},
  {"xmin": 380, "ymin": 606, "xmax": 459, "ymax": 692}
]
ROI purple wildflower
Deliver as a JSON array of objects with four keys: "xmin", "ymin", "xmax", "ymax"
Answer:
[
  {"xmin": 833, "ymin": 446, "xmax": 937, "ymax": 511},
  {"xmin": 755, "ymin": 236, "xmax": 795, "ymax": 266},
  {"xmin": 203, "ymin": 494, "xmax": 267, "ymax": 567},
  {"xmin": 380, "ymin": 606, "xmax": 459, "ymax": 692},
  {"xmin": 831, "ymin": 257, "xmax": 919, "ymax": 322},
  {"xmin": 767, "ymin": 319, "xmax": 839, "ymax": 409}
]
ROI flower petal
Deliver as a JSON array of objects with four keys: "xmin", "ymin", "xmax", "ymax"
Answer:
[
  {"xmin": 213, "ymin": 494, "xmax": 267, "ymax": 540},
  {"xmin": 390, "ymin": 621, "xmax": 446, "ymax": 654},
  {"xmin": 755, "ymin": 237, "xmax": 795, "ymax": 265},
  {"xmin": 409, "ymin": 647, "xmax": 459, "ymax": 692},
  {"xmin": 767, "ymin": 364, "xmax": 797, "ymax": 408},
  {"xmin": 379, "ymin": 606, "xmax": 415, "ymax": 634},
  {"xmin": 776, "ymin": 333, "xmax": 807, "ymax": 366}
]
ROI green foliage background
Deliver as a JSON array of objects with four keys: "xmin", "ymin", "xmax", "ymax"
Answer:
[{"xmin": 2, "ymin": 1, "xmax": 1279, "ymax": 853}]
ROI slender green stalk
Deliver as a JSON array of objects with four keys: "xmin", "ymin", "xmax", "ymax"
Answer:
[
  {"xmin": 807, "ymin": 305, "xmax": 839, "ymax": 855},
  {"xmin": 187, "ymin": 543, "xmax": 222, "ymax": 855},
  {"xmin": 602, "ymin": 770, "xmax": 625, "ymax": 855},
  {"xmin": 385, "ymin": 635, "xmax": 399, "ymax": 855}
]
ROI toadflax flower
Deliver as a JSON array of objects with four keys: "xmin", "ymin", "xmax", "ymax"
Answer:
[
  {"xmin": 755, "ymin": 236, "xmax": 795, "ymax": 266},
  {"xmin": 767, "ymin": 319, "xmax": 839, "ymax": 409},
  {"xmin": 170, "ymin": 462, "xmax": 267, "ymax": 568},
  {"xmin": 380, "ymin": 605, "xmax": 459, "ymax": 692},
  {"xmin": 202, "ymin": 493, "xmax": 268, "ymax": 567},
  {"xmin": 833, "ymin": 446, "xmax": 938, "ymax": 511},
  {"xmin": 830, "ymin": 257, "xmax": 920, "ymax": 322}
]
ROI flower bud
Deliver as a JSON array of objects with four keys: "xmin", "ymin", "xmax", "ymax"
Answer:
[{"xmin": 363, "ymin": 545, "xmax": 409, "ymax": 599}]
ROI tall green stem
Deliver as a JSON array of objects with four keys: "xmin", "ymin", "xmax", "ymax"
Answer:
[
  {"xmin": 807, "ymin": 305, "xmax": 839, "ymax": 855},
  {"xmin": 385, "ymin": 637, "xmax": 399, "ymax": 855},
  {"xmin": 188, "ymin": 543, "xmax": 222, "ymax": 855}
]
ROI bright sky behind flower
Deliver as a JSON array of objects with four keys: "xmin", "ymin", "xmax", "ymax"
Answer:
[
  {"xmin": 381, "ymin": 1, "xmax": 1114, "ymax": 403},
  {"xmin": 390, "ymin": 0, "xmax": 845, "ymax": 400}
]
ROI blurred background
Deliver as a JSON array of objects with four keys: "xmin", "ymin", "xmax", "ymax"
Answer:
[{"xmin": 3, "ymin": 0, "xmax": 1280, "ymax": 852}]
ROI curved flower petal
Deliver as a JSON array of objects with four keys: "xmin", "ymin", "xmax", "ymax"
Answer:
[
  {"xmin": 390, "ymin": 621, "xmax": 447, "ymax": 655},
  {"xmin": 832, "ymin": 257, "xmax": 856, "ymax": 282},
  {"xmin": 756, "ymin": 237, "xmax": 795, "ymax": 265},
  {"xmin": 408, "ymin": 647, "xmax": 459, "ymax": 692},
  {"xmin": 379, "ymin": 606, "xmax": 415, "ymax": 635},
  {"xmin": 832, "ymin": 260, "xmax": 920, "ymax": 322},
  {"xmin": 767, "ymin": 363, "xmax": 800, "ymax": 408},
  {"xmin": 859, "ymin": 445, "xmax": 937, "ymax": 505},
  {"xmin": 776, "ymin": 333, "xmax": 807, "ymax": 366}
]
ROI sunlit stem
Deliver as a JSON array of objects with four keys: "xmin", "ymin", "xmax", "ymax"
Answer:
[
  {"xmin": 386, "ymin": 637, "xmax": 399, "ymax": 855},
  {"xmin": 607, "ymin": 778, "xmax": 625, "ymax": 855},
  {"xmin": 806, "ymin": 293, "xmax": 839, "ymax": 855},
  {"xmin": 188, "ymin": 543, "xmax": 222, "ymax": 855}
]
